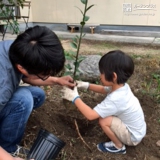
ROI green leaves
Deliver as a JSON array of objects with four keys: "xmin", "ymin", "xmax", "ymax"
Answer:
[
  {"xmin": 75, "ymin": 6, "xmax": 83, "ymax": 15},
  {"xmin": 0, "ymin": 0, "xmax": 25, "ymax": 6},
  {"xmin": 63, "ymin": 0, "xmax": 94, "ymax": 80},
  {"xmin": 70, "ymin": 36, "xmax": 80, "ymax": 49},
  {"xmin": 65, "ymin": 64, "xmax": 72, "ymax": 71},
  {"xmin": 81, "ymin": 0, "xmax": 87, "ymax": 4},
  {"xmin": 70, "ymin": 42, "xmax": 77, "ymax": 49},
  {"xmin": 80, "ymin": 21, "xmax": 85, "ymax": 26},
  {"xmin": 0, "ymin": 0, "xmax": 25, "ymax": 34},
  {"xmin": 86, "ymin": 4, "xmax": 95, "ymax": 11},
  {"xmin": 84, "ymin": 15, "xmax": 89, "ymax": 21},
  {"xmin": 65, "ymin": 50, "xmax": 76, "ymax": 60}
]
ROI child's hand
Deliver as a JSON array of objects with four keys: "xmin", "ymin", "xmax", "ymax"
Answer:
[
  {"xmin": 76, "ymin": 80, "xmax": 89, "ymax": 90},
  {"xmin": 62, "ymin": 86, "xmax": 79, "ymax": 102}
]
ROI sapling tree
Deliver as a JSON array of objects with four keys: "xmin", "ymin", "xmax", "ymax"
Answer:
[
  {"xmin": 64, "ymin": 0, "xmax": 94, "ymax": 80},
  {"xmin": 64, "ymin": 2, "xmax": 95, "ymax": 148}
]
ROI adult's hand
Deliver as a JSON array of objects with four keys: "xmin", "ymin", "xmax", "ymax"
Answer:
[
  {"xmin": 58, "ymin": 76, "xmax": 76, "ymax": 88},
  {"xmin": 22, "ymin": 75, "xmax": 76, "ymax": 87}
]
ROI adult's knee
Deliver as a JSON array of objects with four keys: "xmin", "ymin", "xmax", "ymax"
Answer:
[
  {"xmin": 14, "ymin": 87, "xmax": 34, "ymax": 113},
  {"xmin": 34, "ymin": 87, "xmax": 45, "ymax": 103},
  {"xmin": 26, "ymin": 86, "xmax": 45, "ymax": 108}
]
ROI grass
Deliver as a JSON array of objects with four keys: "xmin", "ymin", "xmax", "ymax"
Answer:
[
  {"xmin": 93, "ymin": 42, "xmax": 118, "ymax": 49},
  {"xmin": 140, "ymin": 71, "xmax": 160, "ymax": 103}
]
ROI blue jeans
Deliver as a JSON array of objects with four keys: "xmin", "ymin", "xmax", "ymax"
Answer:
[{"xmin": 0, "ymin": 86, "xmax": 45, "ymax": 153}]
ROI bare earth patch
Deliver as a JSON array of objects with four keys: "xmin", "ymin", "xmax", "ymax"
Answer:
[{"xmin": 22, "ymin": 40, "xmax": 160, "ymax": 160}]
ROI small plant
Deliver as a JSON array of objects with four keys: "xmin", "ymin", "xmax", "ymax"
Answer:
[
  {"xmin": 152, "ymin": 73, "xmax": 160, "ymax": 92},
  {"xmin": 61, "ymin": 150, "xmax": 67, "ymax": 160},
  {"xmin": 64, "ymin": 0, "xmax": 95, "ymax": 80},
  {"xmin": 0, "ymin": 0, "xmax": 25, "ymax": 34},
  {"xmin": 141, "ymin": 73, "xmax": 160, "ymax": 103}
]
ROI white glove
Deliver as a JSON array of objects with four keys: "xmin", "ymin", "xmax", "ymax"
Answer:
[
  {"xmin": 62, "ymin": 86, "xmax": 80, "ymax": 103},
  {"xmin": 76, "ymin": 80, "xmax": 89, "ymax": 90}
]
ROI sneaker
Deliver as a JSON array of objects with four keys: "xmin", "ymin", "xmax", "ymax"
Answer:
[
  {"xmin": 97, "ymin": 141, "xmax": 126, "ymax": 154},
  {"xmin": 11, "ymin": 145, "xmax": 29, "ymax": 158}
]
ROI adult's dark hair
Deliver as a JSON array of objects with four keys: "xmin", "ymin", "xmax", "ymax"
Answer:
[
  {"xmin": 9, "ymin": 25, "xmax": 65, "ymax": 76},
  {"xmin": 99, "ymin": 50, "xmax": 134, "ymax": 84}
]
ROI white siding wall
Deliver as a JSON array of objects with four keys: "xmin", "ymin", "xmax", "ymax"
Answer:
[{"xmin": 30, "ymin": 0, "xmax": 159, "ymax": 26}]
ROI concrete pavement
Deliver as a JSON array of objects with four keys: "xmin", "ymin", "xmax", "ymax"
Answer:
[
  {"xmin": 1, "ymin": 31, "xmax": 160, "ymax": 45},
  {"xmin": 55, "ymin": 31, "xmax": 159, "ymax": 45}
]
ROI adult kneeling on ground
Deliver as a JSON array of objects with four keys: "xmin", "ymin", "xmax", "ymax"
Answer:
[{"xmin": 0, "ymin": 25, "xmax": 75, "ymax": 159}]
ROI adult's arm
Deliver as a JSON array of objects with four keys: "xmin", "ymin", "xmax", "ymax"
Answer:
[
  {"xmin": 0, "ymin": 64, "xmax": 12, "ymax": 112},
  {"xmin": 23, "ymin": 75, "xmax": 76, "ymax": 88},
  {"xmin": 0, "ymin": 147, "xmax": 24, "ymax": 160}
]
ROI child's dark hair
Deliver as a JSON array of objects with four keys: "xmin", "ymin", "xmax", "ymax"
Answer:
[
  {"xmin": 9, "ymin": 25, "xmax": 65, "ymax": 76},
  {"xmin": 99, "ymin": 50, "xmax": 134, "ymax": 84}
]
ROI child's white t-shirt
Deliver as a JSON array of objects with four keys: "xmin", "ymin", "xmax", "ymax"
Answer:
[{"xmin": 94, "ymin": 83, "xmax": 146, "ymax": 142}]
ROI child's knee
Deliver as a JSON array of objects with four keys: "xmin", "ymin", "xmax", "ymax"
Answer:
[{"xmin": 99, "ymin": 116, "xmax": 113, "ymax": 127}]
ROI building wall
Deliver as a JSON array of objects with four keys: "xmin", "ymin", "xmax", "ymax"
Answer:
[
  {"xmin": 30, "ymin": 0, "xmax": 160, "ymax": 26},
  {"xmin": 19, "ymin": 1, "xmax": 33, "ymax": 23}
]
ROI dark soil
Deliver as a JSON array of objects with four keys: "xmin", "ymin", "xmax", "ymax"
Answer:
[{"xmin": 22, "ymin": 40, "xmax": 160, "ymax": 160}]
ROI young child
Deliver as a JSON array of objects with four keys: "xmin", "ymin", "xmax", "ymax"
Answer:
[{"xmin": 62, "ymin": 50, "xmax": 146, "ymax": 154}]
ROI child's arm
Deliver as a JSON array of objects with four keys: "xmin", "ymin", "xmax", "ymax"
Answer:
[
  {"xmin": 89, "ymin": 83, "xmax": 111, "ymax": 94},
  {"xmin": 62, "ymin": 86, "xmax": 100, "ymax": 120},
  {"xmin": 76, "ymin": 80, "xmax": 111, "ymax": 94},
  {"xmin": 74, "ymin": 98, "xmax": 100, "ymax": 120}
]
